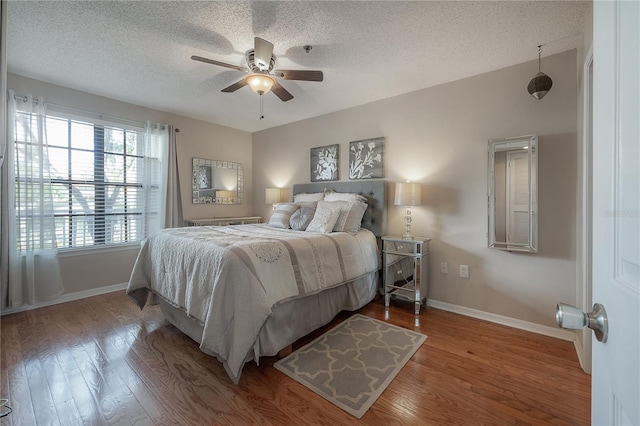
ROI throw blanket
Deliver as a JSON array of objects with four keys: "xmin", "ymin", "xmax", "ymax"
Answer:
[{"xmin": 127, "ymin": 224, "xmax": 379, "ymax": 383}]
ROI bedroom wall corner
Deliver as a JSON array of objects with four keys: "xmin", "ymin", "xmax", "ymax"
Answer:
[{"xmin": 252, "ymin": 49, "xmax": 579, "ymax": 331}]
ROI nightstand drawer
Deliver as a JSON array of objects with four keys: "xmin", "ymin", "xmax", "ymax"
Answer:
[{"xmin": 382, "ymin": 238, "xmax": 429, "ymax": 256}]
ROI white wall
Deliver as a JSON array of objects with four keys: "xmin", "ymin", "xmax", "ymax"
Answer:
[
  {"xmin": 253, "ymin": 50, "xmax": 578, "ymax": 328},
  {"xmin": 6, "ymin": 74, "xmax": 253, "ymax": 295}
]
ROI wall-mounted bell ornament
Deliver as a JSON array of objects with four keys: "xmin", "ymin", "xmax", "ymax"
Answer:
[{"xmin": 527, "ymin": 45, "xmax": 553, "ymax": 100}]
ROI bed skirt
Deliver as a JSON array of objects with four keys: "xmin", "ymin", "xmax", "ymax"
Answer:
[{"xmin": 159, "ymin": 270, "xmax": 379, "ymax": 367}]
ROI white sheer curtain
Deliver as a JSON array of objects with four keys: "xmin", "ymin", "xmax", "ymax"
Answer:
[
  {"xmin": 144, "ymin": 121, "xmax": 175, "ymax": 236},
  {"xmin": 1, "ymin": 91, "xmax": 64, "ymax": 308}
]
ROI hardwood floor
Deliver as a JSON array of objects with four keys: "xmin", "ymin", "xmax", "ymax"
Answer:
[{"xmin": 0, "ymin": 291, "xmax": 590, "ymax": 425}]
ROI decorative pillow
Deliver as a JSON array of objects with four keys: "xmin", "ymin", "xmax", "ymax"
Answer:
[
  {"xmin": 316, "ymin": 200, "xmax": 351, "ymax": 232},
  {"xmin": 289, "ymin": 206, "xmax": 316, "ymax": 231},
  {"xmin": 306, "ymin": 202, "xmax": 342, "ymax": 233},
  {"xmin": 335, "ymin": 201, "xmax": 368, "ymax": 235},
  {"xmin": 267, "ymin": 203, "xmax": 299, "ymax": 229},
  {"xmin": 298, "ymin": 201, "xmax": 318, "ymax": 209},
  {"xmin": 293, "ymin": 192, "xmax": 325, "ymax": 203},
  {"xmin": 323, "ymin": 191, "xmax": 368, "ymax": 204}
]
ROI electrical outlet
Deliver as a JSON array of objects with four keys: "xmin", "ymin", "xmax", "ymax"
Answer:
[
  {"xmin": 459, "ymin": 265, "xmax": 469, "ymax": 279},
  {"xmin": 440, "ymin": 262, "xmax": 448, "ymax": 274}
]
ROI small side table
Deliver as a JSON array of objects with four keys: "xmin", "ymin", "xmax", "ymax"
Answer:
[{"xmin": 382, "ymin": 236, "xmax": 431, "ymax": 315}]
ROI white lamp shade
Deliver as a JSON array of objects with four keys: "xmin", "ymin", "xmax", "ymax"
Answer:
[
  {"xmin": 394, "ymin": 182, "xmax": 422, "ymax": 206},
  {"xmin": 265, "ymin": 187, "xmax": 284, "ymax": 204},
  {"xmin": 247, "ymin": 74, "xmax": 275, "ymax": 94}
]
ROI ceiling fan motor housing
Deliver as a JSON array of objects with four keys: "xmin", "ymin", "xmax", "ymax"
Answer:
[{"xmin": 246, "ymin": 49, "xmax": 276, "ymax": 73}]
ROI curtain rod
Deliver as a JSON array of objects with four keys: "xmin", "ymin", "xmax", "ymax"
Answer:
[{"xmin": 12, "ymin": 93, "xmax": 147, "ymax": 128}]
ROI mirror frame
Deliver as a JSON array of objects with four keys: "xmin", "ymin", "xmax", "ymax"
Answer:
[
  {"xmin": 192, "ymin": 157, "xmax": 243, "ymax": 204},
  {"xmin": 487, "ymin": 135, "xmax": 538, "ymax": 253}
]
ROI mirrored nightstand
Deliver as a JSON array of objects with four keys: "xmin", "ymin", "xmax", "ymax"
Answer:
[{"xmin": 382, "ymin": 236, "xmax": 431, "ymax": 315}]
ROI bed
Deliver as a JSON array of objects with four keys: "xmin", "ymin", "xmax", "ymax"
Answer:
[{"xmin": 126, "ymin": 181, "xmax": 386, "ymax": 383}]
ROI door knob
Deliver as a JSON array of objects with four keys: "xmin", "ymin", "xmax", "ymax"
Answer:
[{"xmin": 556, "ymin": 302, "xmax": 608, "ymax": 343}]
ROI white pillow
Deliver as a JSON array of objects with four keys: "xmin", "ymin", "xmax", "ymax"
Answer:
[
  {"xmin": 306, "ymin": 202, "xmax": 342, "ymax": 233},
  {"xmin": 317, "ymin": 200, "xmax": 351, "ymax": 232},
  {"xmin": 314, "ymin": 200, "xmax": 367, "ymax": 233},
  {"xmin": 267, "ymin": 203, "xmax": 299, "ymax": 229},
  {"xmin": 335, "ymin": 201, "xmax": 368, "ymax": 235},
  {"xmin": 293, "ymin": 192, "xmax": 324, "ymax": 203},
  {"xmin": 323, "ymin": 191, "xmax": 368, "ymax": 203}
]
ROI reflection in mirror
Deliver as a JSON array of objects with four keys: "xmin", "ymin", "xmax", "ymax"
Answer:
[
  {"xmin": 192, "ymin": 158, "xmax": 243, "ymax": 204},
  {"xmin": 488, "ymin": 135, "xmax": 538, "ymax": 252}
]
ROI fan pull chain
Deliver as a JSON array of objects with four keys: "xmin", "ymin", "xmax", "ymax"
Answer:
[{"xmin": 259, "ymin": 94, "xmax": 265, "ymax": 120}]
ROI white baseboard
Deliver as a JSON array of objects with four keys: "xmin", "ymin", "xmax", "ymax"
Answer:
[
  {"xmin": 2, "ymin": 287, "xmax": 577, "ymax": 343},
  {"xmin": 427, "ymin": 299, "xmax": 577, "ymax": 342},
  {"xmin": 574, "ymin": 338, "xmax": 586, "ymax": 370},
  {"xmin": 0, "ymin": 282, "xmax": 128, "ymax": 316}
]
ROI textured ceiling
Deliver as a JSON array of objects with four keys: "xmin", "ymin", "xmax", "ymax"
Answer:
[{"xmin": 7, "ymin": 1, "xmax": 589, "ymax": 133}]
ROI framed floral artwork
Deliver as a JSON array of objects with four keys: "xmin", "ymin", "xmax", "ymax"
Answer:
[
  {"xmin": 349, "ymin": 137, "xmax": 384, "ymax": 179},
  {"xmin": 310, "ymin": 144, "xmax": 339, "ymax": 182}
]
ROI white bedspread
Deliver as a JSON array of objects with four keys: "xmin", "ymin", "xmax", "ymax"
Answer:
[{"xmin": 126, "ymin": 224, "xmax": 379, "ymax": 383}]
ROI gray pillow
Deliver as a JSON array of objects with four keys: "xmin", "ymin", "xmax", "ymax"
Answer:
[
  {"xmin": 335, "ymin": 201, "xmax": 368, "ymax": 234},
  {"xmin": 289, "ymin": 206, "xmax": 316, "ymax": 231}
]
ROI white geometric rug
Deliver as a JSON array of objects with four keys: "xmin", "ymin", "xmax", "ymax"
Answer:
[{"xmin": 274, "ymin": 314, "xmax": 427, "ymax": 418}]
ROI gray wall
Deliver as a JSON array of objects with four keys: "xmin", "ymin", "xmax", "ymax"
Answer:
[
  {"xmin": 253, "ymin": 50, "xmax": 578, "ymax": 328},
  {"xmin": 6, "ymin": 73, "xmax": 253, "ymax": 294}
]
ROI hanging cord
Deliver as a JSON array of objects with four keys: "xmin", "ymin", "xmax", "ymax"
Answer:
[
  {"xmin": 538, "ymin": 45, "xmax": 542, "ymax": 72},
  {"xmin": 259, "ymin": 94, "xmax": 265, "ymax": 120}
]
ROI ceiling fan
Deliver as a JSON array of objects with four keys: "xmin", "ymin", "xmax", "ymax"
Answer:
[{"xmin": 191, "ymin": 37, "xmax": 323, "ymax": 102}]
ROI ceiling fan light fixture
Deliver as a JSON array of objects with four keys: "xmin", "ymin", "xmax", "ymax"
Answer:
[{"xmin": 246, "ymin": 74, "xmax": 275, "ymax": 95}]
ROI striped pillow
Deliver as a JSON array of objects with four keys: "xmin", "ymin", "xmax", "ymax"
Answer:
[{"xmin": 267, "ymin": 203, "xmax": 299, "ymax": 229}]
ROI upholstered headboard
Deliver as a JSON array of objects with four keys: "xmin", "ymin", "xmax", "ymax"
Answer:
[{"xmin": 292, "ymin": 180, "xmax": 386, "ymax": 237}]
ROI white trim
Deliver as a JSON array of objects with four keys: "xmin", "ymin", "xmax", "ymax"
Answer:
[
  {"xmin": 58, "ymin": 242, "xmax": 141, "ymax": 258},
  {"xmin": 427, "ymin": 299, "xmax": 576, "ymax": 342},
  {"xmin": 573, "ymin": 336, "xmax": 589, "ymax": 372},
  {"xmin": 0, "ymin": 282, "xmax": 128, "ymax": 316}
]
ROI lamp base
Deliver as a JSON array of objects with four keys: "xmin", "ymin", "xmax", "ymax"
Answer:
[{"xmin": 402, "ymin": 206, "xmax": 414, "ymax": 240}]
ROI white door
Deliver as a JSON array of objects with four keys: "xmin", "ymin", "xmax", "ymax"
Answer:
[
  {"xmin": 592, "ymin": 1, "xmax": 639, "ymax": 424},
  {"xmin": 506, "ymin": 151, "xmax": 530, "ymax": 245}
]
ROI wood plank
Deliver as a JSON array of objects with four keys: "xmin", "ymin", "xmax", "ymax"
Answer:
[
  {"xmin": 1, "ymin": 314, "xmax": 37, "ymax": 426},
  {"xmin": 0, "ymin": 291, "xmax": 591, "ymax": 425}
]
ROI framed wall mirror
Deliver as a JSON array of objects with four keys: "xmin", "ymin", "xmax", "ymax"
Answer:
[
  {"xmin": 488, "ymin": 135, "xmax": 538, "ymax": 252},
  {"xmin": 192, "ymin": 158, "xmax": 243, "ymax": 204}
]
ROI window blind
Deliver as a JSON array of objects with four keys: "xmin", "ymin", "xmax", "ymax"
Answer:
[{"xmin": 13, "ymin": 110, "xmax": 162, "ymax": 250}]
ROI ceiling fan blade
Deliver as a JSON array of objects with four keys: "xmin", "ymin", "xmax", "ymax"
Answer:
[
  {"xmin": 221, "ymin": 79, "xmax": 248, "ymax": 93},
  {"xmin": 191, "ymin": 55, "xmax": 246, "ymax": 73},
  {"xmin": 254, "ymin": 37, "xmax": 274, "ymax": 70},
  {"xmin": 271, "ymin": 80, "xmax": 294, "ymax": 102},
  {"xmin": 274, "ymin": 69, "xmax": 324, "ymax": 82}
]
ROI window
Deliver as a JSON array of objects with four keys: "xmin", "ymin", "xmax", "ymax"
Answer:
[{"xmin": 13, "ymin": 110, "xmax": 162, "ymax": 250}]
